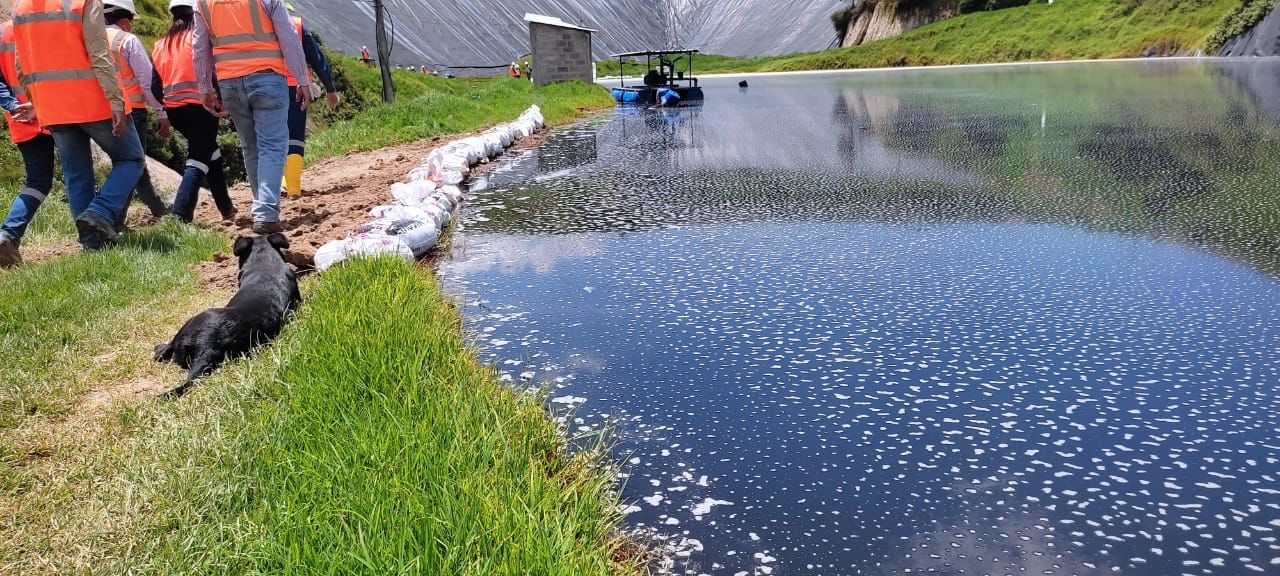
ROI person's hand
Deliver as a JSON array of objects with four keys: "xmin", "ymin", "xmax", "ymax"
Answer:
[
  {"xmin": 158, "ymin": 117, "xmax": 172, "ymax": 140},
  {"xmin": 203, "ymin": 91, "xmax": 227, "ymax": 117},
  {"xmin": 12, "ymin": 102, "xmax": 35, "ymax": 124},
  {"xmin": 297, "ymin": 85, "xmax": 312, "ymax": 111},
  {"xmin": 111, "ymin": 109, "xmax": 128, "ymax": 137},
  {"xmin": 326, "ymin": 91, "xmax": 340, "ymax": 109}
]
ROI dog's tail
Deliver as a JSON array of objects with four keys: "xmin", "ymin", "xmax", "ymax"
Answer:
[
  {"xmin": 165, "ymin": 353, "xmax": 222, "ymax": 398},
  {"xmin": 154, "ymin": 341, "xmax": 175, "ymax": 363}
]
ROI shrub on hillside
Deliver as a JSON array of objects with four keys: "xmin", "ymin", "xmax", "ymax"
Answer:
[
  {"xmin": 1205, "ymin": 0, "xmax": 1276, "ymax": 52},
  {"xmin": 959, "ymin": 0, "xmax": 1032, "ymax": 13}
]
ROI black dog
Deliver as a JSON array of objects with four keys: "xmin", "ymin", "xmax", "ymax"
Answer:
[{"xmin": 155, "ymin": 233, "xmax": 301, "ymax": 395}]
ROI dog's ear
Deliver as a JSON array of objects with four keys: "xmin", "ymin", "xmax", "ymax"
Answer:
[
  {"xmin": 267, "ymin": 232, "xmax": 290, "ymax": 251},
  {"xmin": 232, "ymin": 236, "xmax": 255, "ymax": 258}
]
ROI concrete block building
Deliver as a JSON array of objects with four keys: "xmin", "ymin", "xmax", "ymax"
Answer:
[{"xmin": 525, "ymin": 13, "xmax": 595, "ymax": 86}]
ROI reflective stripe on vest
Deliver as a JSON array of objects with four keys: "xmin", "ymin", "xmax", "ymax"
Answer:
[
  {"xmin": 283, "ymin": 15, "xmax": 309, "ymax": 87},
  {"xmin": 0, "ymin": 20, "xmax": 47, "ymax": 143},
  {"xmin": 106, "ymin": 27, "xmax": 146, "ymax": 109},
  {"xmin": 11, "ymin": 0, "xmax": 114, "ymax": 126},
  {"xmin": 198, "ymin": 0, "xmax": 287, "ymax": 80},
  {"xmin": 152, "ymin": 30, "xmax": 204, "ymax": 107}
]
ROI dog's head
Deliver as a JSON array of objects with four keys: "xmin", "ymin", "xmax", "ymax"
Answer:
[{"xmin": 232, "ymin": 233, "xmax": 289, "ymax": 267}]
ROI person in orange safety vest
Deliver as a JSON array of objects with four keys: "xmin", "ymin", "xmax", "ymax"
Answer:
[
  {"xmin": 153, "ymin": 0, "xmax": 237, "ymax": 224},
  {"xmin": 104, "ymin": 0, "xmax": 173, "ymax": 225},
  {"xmin": 11, "ymin": 0, "xmax": 145, "ymax": 250},
  {"xmin": 0, "ymin": 19, "xmax": 54, "ymax": 267},
  {"xmin": 192, "ymin": 0, "xmax": 310, "ymax": 235}
]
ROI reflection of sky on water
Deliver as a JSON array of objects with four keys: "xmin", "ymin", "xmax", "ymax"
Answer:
[{"xmin": 441, "ymin": 61, "xmax": 1280, "ymax": 575}]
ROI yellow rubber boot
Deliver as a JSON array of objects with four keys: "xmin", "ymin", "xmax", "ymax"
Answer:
[{"xmin": 284, "ymin": 153, "xmax": 304, "ymax": 198}]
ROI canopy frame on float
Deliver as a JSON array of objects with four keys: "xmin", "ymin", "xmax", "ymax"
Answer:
[{"xmin": 610, "ymin": 49, "xmax": 705, "ymax": 106}]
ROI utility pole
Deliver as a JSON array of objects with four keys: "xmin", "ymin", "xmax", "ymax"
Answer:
[{"xmin": 374, "ymin": 0, "xmax": 395, "ymax": 104}]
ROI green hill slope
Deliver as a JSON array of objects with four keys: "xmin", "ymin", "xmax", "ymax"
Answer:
[{"xmin": 600, "ymin": 0, "xmax": 1249, "ymax": 76}]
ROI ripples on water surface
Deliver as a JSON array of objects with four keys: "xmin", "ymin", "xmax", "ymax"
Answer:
[{"xmin": 440, "ymin": 60, "xmax": 1280, "ymax": 575}]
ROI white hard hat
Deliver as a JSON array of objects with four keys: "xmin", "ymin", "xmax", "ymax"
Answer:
[
  {"xmin": 104, "ymin": 0, "xmax": 136, "ymax": 15},
  {"xmin": 169, "ymin": 0, "xmax": 196, "ymax": 9}
]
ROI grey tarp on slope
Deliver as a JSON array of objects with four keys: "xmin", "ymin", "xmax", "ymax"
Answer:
[{"xmin": 290, "ymin": 0, "xmax": 845, "ymax": 70}]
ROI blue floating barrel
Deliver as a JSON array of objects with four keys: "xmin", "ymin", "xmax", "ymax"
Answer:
[{"xmin": 657, "ymin": 88, "xmax": 682, "ymax": 107}]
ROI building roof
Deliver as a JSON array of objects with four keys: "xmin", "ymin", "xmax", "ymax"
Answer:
[
  {"xmin": 523, "ymin": 13, "xmax": 596, "ymax": 33},
  {"xmin": 611, "ymin": 49, "xmax": 701, "ymax": 58}
]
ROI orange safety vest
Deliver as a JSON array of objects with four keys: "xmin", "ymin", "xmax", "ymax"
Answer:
[
  {"xmin": 11, "ymin": 0, "xmax": 114, "ymax": 126},
  {"xmin": 0, "ymin": 20, "xmax": 47, "ymax": 143},
  {"xmin": 283, "ymin": 15, "xmax": 309, "ymax": 87},
  {"xmin": 106, "ymin": 27, "xmax": 146, "ymax": 111},
  {"xmin": 198, "ymin": 0, "xmax": 287, "ymax": 81},
  {"xmin": 152, "ymin": 29, "xmax": 204, "ymax": 107}
]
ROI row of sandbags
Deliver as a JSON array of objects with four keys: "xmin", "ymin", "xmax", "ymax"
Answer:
[{"xmin": 315, "ymin": 106, "xmax": 546, "ymax": 271}]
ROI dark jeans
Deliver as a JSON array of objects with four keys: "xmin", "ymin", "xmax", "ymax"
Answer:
[
  {"xmin": 1, "ymin": 132, "xmax": 56, "ymax": 244},
  {"xmin": 287, "ymin": 85, "xmax": 306, "ymax": 156},
  {"xmin": 120, "ymin": 109, "xmax": 169, "ymax": 226},
  {"xmin": 168, "ymin": 103, "xmax": 234, "ymax": 221}
]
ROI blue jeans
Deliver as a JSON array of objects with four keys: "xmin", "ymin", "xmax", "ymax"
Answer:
[
  {"xmin": 220, "ymin": 71, "xmax": 288, "ymax": 223},
  {"xmin": 48, "ymin": 118, "xmax": 144, "ymax": 245},
  {"xmin": 1, "ymin": 132, "xmax": 56, "ymax": 244}
]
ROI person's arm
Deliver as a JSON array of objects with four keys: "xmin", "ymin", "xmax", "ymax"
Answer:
[
  {"xmin": 192, "ymin": 4, "xmax": 215, "ymax": 95},
  {"xmin": 300, "ymin": 26, "xmax": 335, "ymax": 92},
  {"xmin": 265, "ymin": 0, "xmax": 308, "ymax": 86},
  {"xmin": 122, "ymin": 35, "xmax": 167, "ymax": 119},
  {"xmin": 82, "ymin": 0, "xmax": 125, "ymax": 113},
  {"xmin": 150, "ymin": 64, "xmax": 164, "ymax": 104},
  {"xmin": 0, "ymin": 71, "xmax": 18, "ymax": 113}
]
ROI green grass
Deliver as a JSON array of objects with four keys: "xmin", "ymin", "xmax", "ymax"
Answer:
[
  {"xmin": 598, "ymin": 0, "xmax": 1243, "ymax": 76},
  {"xmin": 0, "ymin": 221, "xmax": 225, "ymax": 431},
  {"xmin": 90, "ymin": 258, "xmax": 634, "ymax": 575},
  {"xmin": 308, "ymin": 78, "xmax": 614, "ymax": 160},
  {"xmin": 0, "ymin": 221, "xmax": 226, "ymax": 573}
]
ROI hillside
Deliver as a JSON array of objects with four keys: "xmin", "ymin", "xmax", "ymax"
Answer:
[{"xmin": 600, "ymin": 0, "xmax": 1247, "ymax": 76}]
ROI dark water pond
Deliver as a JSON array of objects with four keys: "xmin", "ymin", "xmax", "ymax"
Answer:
[{"xmin": 440, "ymin": 60, "xmax": 1280, "ymax": 575}]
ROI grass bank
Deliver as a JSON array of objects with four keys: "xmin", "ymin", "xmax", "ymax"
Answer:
[
  {"xmin": 0, "ymin": 221, "xmax": 226, "ymax": 570},
  {"xmin": 598, "ymin": 0, "xmax": 1242, "ymax": 76},
  {"xmin": 76, "ymin": 257, "xmax": 635, "ymax": 575}
]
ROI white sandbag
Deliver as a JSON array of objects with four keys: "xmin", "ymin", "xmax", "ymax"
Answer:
[
  {"xmin": 439, "ymin": 184, "xmax": 464, "ymax": 204},
  {"xmin": 370, "ymin": 203, "xmax": 436, "ymax": 223},
  {"xmin": 354, "ymin": 218, "xmax": 440, "ymax": 258},
  {"xmin": 457, "ymin": 137, "xmax": 487, "ymax": 164},
  {"xmin": 427, "ymin": 193, "xmax": 455, "ymax": 214},
  {"xmin": 481, "ymin": 133, "xmax": 503, "ymax": 157},
  {"xmin": 390, "ymin": 180, "xmax": 437, "ymax": 206},
  {"xmin": 407, "ymin": 164, "xmax": 435, "ymax": 182},
  {"xmin": 345, "ymin": 233, "xmax": 416, "ymax": 261},
  {"xmin": 437, "ymin": 169, "xmax": 465, "ymax": 185},
  {"xmin": 429, "ymin": 191, "xmax": 455, "ymax": 209},
  {"xmin": 493, "ymin": 128, "xmax": 515, "ymax": 148},
  {"xmin": 314, "ymin": 239, "xmax": 350, "ymax": 272},
  {"xmin": 441, "ymin": 143, "xmax": 475, "ymax": 165},
  {"xmin": 441, "ymin": 153, "xmax": 469, "ymax": 173},
  {"xmin": 412, "ymin": 150, "xmax": 445, "ymax": 181}
]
